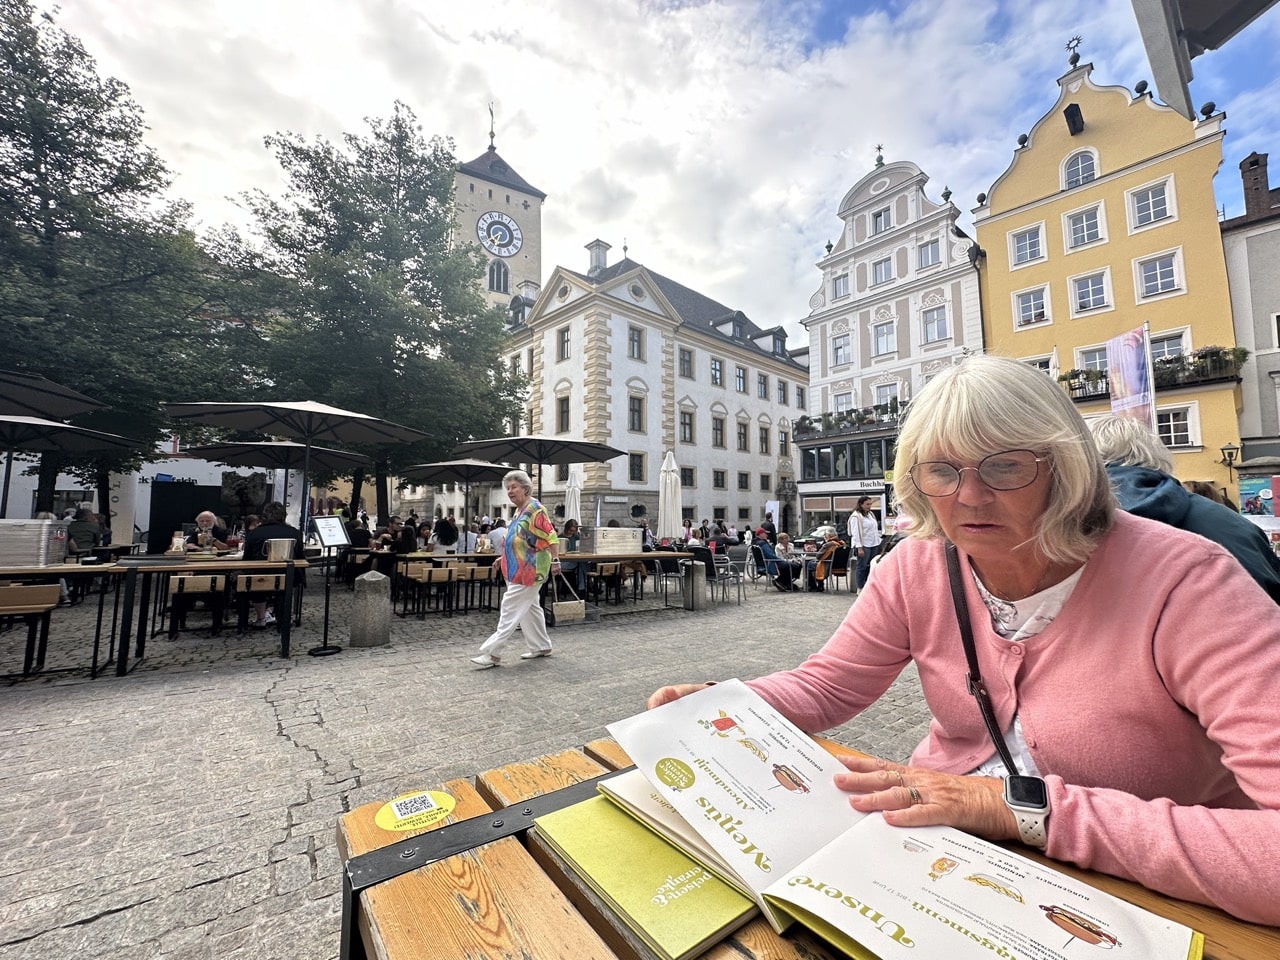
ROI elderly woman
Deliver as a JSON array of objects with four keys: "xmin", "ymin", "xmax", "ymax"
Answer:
[
  {"xmin": 648, "ymin": 355, "xmax": 1280, "ymax": 924},
  {"xmin": 470, "ymin": 470, "xmax": 562, "ymax": 667}
]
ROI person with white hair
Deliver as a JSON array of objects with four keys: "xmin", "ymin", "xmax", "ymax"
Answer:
[
  {"xmin": 648, "ymin": 354, "xmax": 1280, "ymax": 925},
  {"xmin": 1088, "ymin": 414, "xmax": 1280, "ymax": 602},
  {"xmin": 470, "ymin": 470, "xmax": 562, "ymax": 667}
]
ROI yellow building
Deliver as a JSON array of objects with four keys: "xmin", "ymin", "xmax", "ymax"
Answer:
[{"xmin": 973, "ymin": 54, "xmax": 1242, "ymax": 488}]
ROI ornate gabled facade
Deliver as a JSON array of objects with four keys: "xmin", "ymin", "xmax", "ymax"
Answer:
[
  {"xmin": 973, "ymin": 55, "xmax": 1241, "ymax": 488},
  {"xmin": 503, "ymin": 241, "xmax": 807, "ymax": 530},
  {"xmin": 798, "ymin": 158, "xmax": 982, "ymax": 529}
]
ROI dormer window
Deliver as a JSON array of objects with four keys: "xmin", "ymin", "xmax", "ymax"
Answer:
[
  {"xmin": 1064, "ymin": 151, "xmax": 1096, "ymax": 189},
  {"xmin": 773, "ymin": 334, "xmax": 786, "ymax": 355}
]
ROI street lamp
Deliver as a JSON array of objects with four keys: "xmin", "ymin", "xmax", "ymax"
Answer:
[{"xmin": 1219, "ymin": 442, "xmax": 1239, "ymax": 483}]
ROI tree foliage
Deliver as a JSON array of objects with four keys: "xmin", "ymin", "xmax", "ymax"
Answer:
[{"xmin": 230, "ymin": 101, "xmax": 521, "ymax": 519}]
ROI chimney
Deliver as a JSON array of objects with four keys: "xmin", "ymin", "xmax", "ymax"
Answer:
[
  {"xmin": 586, "ymin": 239, "xmax": 611, "ymax": 277},
  {"xmin": 1240, "ymin": 152, "xmax": 1272, "ymax": 221}
]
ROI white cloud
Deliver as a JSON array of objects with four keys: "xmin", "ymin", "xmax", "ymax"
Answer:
[{"xmin": 42, "ymin": 0, "xmax": 1280, "ymax": 340}]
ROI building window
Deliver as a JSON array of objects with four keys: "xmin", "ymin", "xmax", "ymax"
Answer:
[
  {"xmin": 1012, "ymin": 226, "xmax": 1042, "ymax": 264},
  {"xmin": 779, "ymin": 430, "xmax": 789, "ymax": 456},
  {"xmin": 872, "ymin": 257, "xmax": 893, "ymax": 285},
  {"xmin": 737, "ymin": 472, "xmax": 750, "ymax": 491},
  {"xmin": 832, "ymin": 274, "xmax": 849, "ymax": 298},
  {"xmin": 777, "ymin": 380, "xmax": 788, "ymax": 404},
  {"xmin": 873, "ymin": 321, "xmax": 895, "ymax": 356},
  {"xmin": 557, "ymin": 464, "xmax": 568, "ymax": 482},
  {"xmin": 628, "ymin": 395, "xmax": 645, "ymax": 433},
  {"xmin": 557, "ymin": 396, "xmax": 570, "ymax": 433},
  {"xmin": 736, "ymin": 422, "xmax": 749, "ymax": 452},
  {"xmin": 871, "ymin": 207, "xmax": 892, "ymax": 234},
  {"xmin": 758, "ymin": 426, "xmax": 770, "ymax": 454},
  {"xmin": 679, "ymin": 410, "xmax": 695, "ymax": 444},
  {"xmin": 1133, "ymin": 181, "xmax": 1170, "ymax": 227},
  {"xmin": 918, "ymin": 239, "xmax": 940, "ymax": 269},
  {"xmin": 832, "ymin": 334, "xmax": 851, "ymax": 366},
  {"xmin": 710, "ymin": 357, "xmax": 724, "ymax": 386},
  {"xmin": 757, "ymin": 373, "xmax": 768, "ymax": 399},
  {"xmin": 735, "ymin": 366, "xmax": 747, "ymax": 393},
  {"xmin": 1064, "ymin": 151, "xmax": 1096, "ymax": 188},
  {"xmin": 1074, "ymin": 272, "xmax": 1108, "ymax": 311},
  {"xmin": 796, "ymin": 386, "xmax": 805, "ymax": 410},
  {"xmin": 629, "ymin": 453, "xmax": 645, "ymax": 482},
  {"xmin": 1025, "ymin": 356, "xmax": 1053, "ymax": 375},
  {"xmin": 1080, "ymin": 347, "xmax": 1107, "ymax": 372},
  {"xmin": 760, "ymin": 474, "xmax": 771, "ymax": 491},
  {"xmin": 835, "ymin": 392, "xmax": 853, "ymax": 414},
  {"xmin": 713, "ymin": 469, "xmax": 726, "ymax": 489},
  {"xmin": 711, "ymin": 417, "xmax": 725, "ymax": 448},
  {"xmin": 1015, "ymin": 288, "xmax": 1048, "ymax": 326},
  {"xmin": 1138, "ymin": 253, "xmax": 1179, "ymax": 298},
  {"xmin": 509, "ymin": 354, "xmax": 520, "ymax": 376},
  {"xmin": 678, "ymin": 347, "xmax": 693, "ymax": 378},
  {"xmin": 922, "ymin": 305, "xmax": 948, "ymax": 343},
  {"xmin": 627, "ymin": 325, "xmax": 644, "ymax": 360},
  {"xmin": 1067, "ymin": 206, "xmax": 1101, "ymax": 248},
  {"xmin": 557, "ymin": 326, "xmax": 571, "ymax": 360},
  {"xmin": 680, "ymin": 467, "xmax": 695, "ymax": 487},
  {"xmin": 1150, "ymin": 332, "xmax": 1185, "ymax": 359},
  {"xmin": 1157, "ymin": 408, "xmax": 1192, "ymax": 447},
  {"xmin": 875, "ymin": 383, "xmax": 899, "ymax": 409},
  {"xmin": 488, "ymin": 259, "xmax": 509, "ymax": 293}
]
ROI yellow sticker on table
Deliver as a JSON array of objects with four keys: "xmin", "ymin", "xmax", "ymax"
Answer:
[{"xmin": 374, "ymin": 790, "xmax": 457, "ymax": 832}]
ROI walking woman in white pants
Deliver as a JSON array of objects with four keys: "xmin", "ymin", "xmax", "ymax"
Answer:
[{"xmin": 470, "ymin": 470, "xmax": 562, "ymax": 667}]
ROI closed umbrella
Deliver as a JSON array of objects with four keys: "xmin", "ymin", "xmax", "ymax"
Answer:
[
  {"xmin": 450, "ymin": 435, "xmax": 625, "ymax": 499},
  {"xmin": 398, "ymin": 459, "xmax": 510, "ymax": 521},
  {"xmin": 0, "ymin": 370, "xmax": 106, "ymax": 420},
  {"xmin": 0, "ymin": 415, "xmax": 144, "ymax": 517},
  {"xmin": 563, "ymin": 464, "xmax": 583, "ymax": 524},
  {"xmin": 164, "ymin": 401, "xmax": 428, "ymax": 533},
  {"xmin": 657, "ymin": 451, "xmax": 683, "ymax": 541}
]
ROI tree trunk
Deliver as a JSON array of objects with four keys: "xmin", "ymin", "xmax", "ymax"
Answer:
[
  {"xmin": 95, "ymin": 466, "xmax": 112, "ymax": 542},
  {"xmin": 374, "ymin": 460, "xmax": 390, "ymax": 526},
  {"xmin": 35, "ymin": 455, "xmax": 63, "ymax": 514},
  {"xmin": 348, "ymin": 468, "xmax": 365, "ymax": 521}
]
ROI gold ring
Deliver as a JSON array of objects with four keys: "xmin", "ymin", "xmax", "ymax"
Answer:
[
  {"xmin": 894, "ymin": 770, "xmax": 906, "ymax": 788},
  {"xmin": 908, "ymin": 786, "xmax": 922, "ymax": 807}
]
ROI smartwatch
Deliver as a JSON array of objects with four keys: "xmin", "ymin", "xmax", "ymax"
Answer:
[{"xmin": 1003, "ymin": 775, "xmax": 1050, "ymax": 848}]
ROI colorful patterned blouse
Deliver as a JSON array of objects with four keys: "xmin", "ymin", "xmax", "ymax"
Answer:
[{"xmin": 499, "ymin": 499, "xmax": 559, "ymax": 586}]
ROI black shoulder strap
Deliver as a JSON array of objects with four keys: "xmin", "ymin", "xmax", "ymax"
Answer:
[{"xmin": 945, "ymin": 542, "xmax": 1018, "ymax": 777}]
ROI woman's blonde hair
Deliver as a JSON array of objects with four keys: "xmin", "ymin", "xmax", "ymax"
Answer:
[{"xmin": 892, "ymin": 354, "xmax": 1114, "ymax": 563}]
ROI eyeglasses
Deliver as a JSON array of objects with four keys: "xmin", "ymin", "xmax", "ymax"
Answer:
[{"xmin": 908, "ymin": 449, "xmax": 1046, "ymax": 498}]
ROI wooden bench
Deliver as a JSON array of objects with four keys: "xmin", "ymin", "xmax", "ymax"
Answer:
[{"xmin": 0, "ymin": 584, "xmax": 61, "ymax": 676}]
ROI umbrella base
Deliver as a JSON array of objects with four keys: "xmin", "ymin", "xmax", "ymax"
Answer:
[{"xmin": 308, "ymin": 643, "xmax": 343, "ymax": 657}]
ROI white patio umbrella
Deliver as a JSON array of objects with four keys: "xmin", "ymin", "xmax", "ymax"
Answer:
[
  {"xmin": 657, "ymin": 451, "xmax": 682, "ymax": 541},
  {"xmin": 563, "ymin": 464, "xmax": 583, "ymax": 524}
]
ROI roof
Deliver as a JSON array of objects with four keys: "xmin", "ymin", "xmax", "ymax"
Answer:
[
  {"xmin": 457, "ymin": 146, "xmax": 546, "ymax": 200},
  {"xmin": 562, "ymin": 258, "xmax": 805, "ymax": 371}
]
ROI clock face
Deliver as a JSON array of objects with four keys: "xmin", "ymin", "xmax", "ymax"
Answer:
[{"xmin": 477, "ymin": 211, "xmax": 523, "ymax": 258}]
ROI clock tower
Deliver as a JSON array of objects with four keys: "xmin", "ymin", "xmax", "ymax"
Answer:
[{"xmin": 455, "ymin": 128, "xmax": 546, "ymax": 314}]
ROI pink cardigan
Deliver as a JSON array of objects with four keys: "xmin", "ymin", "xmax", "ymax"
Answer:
[{"xmin": 748, "ymin": 511, "xmax": 1280, "ymax": 924}]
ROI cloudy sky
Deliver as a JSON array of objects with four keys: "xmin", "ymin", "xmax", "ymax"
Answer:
[{"xmin": 43, "ymin": 0, "xmax": 1280, "ymax": 339}]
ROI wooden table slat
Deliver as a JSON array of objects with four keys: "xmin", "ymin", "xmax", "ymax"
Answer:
[{"xmin": 475, "ymin": 748, "xmax": 612, "ymax": 808}]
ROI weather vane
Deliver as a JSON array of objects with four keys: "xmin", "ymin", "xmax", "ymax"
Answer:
[
  {"xmin": 874, "ymin": 143, "xmax": 885, "ymax": 167},
  {"xmin": 1066, "ymin": 36, "xmax": 1083, "ymax": 55}
]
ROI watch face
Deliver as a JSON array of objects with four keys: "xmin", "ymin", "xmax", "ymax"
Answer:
[
  {"xmin": 1005, "ymin": 775, "xmax": 1048, "ymax": 809},
  {"xmin": 477, "ymin": 211, "xmax": 523, "ymax": 257}
]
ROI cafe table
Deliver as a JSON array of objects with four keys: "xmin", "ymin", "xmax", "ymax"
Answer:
[
  {"xmin": 0, "ymin": 561, "xmax": 123, "ymax": 677},
  {"xmin": 558, "ymin": 551, "xmax": 693, "ymax": 607},
  {"xmin": 337, "ymin": 738, "xmax": 1280, "ymax": 960},
  {"xmin": 114, "ymin": 555, "xmax": 308, "ymax": 675}
]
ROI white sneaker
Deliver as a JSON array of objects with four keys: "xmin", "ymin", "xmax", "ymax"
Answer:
[
  {"xmin": 469, "ymin": 654, "xmax": 500, "ymax": 668},
  {"xmin": 520, "ymin": 649, "xmax": 552, "ymax": 659},
  {"xmin": 260, "ymin": 612, "xmax": 276, "ymax": 626}
]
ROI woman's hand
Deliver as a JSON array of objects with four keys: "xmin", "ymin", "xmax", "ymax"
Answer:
[
  {"xmin": 646, "ymin": 683, "xmax": 713, "ymax": 710},
  {"xmin": 834, "ymin": 754, "xmax": 1017, "ymax": 842}
]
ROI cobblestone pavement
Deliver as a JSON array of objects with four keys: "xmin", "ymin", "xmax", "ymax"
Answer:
[{"xmin": 0, "ymin": 577, "xmax": 931, "ymax": 960}]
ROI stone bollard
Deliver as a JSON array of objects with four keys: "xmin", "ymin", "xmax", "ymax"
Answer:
[
  {"xmin": 349, "ymin": 571, "xmax": 391, "ymax": 647},
  {"xmin": 682, "ymin": 561, "xmax": 708, "ymax": 611}
]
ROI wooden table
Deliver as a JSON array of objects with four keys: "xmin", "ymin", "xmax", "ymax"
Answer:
[
  {"xmin": 560, "ymin": 552, "xmax": 693, "ymax": 607},
  {"xmin": 115, "ymin": 557, "xmax": 308, "ymax": 675},
  {"xmin": 337, "ymin": 739, "xmax": 1279, "ymax": 960},
  {"xmin": 0, "ymin": 562, "xmax": 124, "ymax": 677}
]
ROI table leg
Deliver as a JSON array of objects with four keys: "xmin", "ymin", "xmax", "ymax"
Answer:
[
  {"xmin": 280, "ymin": 561, "xmax": 296, "ymax": 658},
  {"xmin": 116, "ymin": 565, "xmax": 139, "ymax": 677}
]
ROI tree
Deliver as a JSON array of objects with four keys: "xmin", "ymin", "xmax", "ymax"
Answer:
[
  {"xmin": 232, "ymin": 102, "xmax": 522, "ymax": 521},
  {"xmin": 0, "ymin": 0, "xmax": 240, "ymax": 515}
]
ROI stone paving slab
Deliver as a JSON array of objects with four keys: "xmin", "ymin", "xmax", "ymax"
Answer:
[{"xmin": 0, "ymin": 578, "xmax": 931, "ymax": 960}]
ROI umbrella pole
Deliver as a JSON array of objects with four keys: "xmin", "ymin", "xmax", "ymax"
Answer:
[{"xmin": 1, "ymin": 449, "xmax": 13, "ymax": 518}]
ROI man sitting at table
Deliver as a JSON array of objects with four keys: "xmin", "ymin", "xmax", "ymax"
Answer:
[
  {"xmin": 65, "ymin": 508, "xmax": 102, "ymax": 556},
  {"xmin": 240, "ymin": 501, "xmax": 304, "ymax": 629},
  {"xmin": 185, "ymin": 511, "xmax": 229, "ymax": 552},
  {"xmin": 755, "ymin": 529, "xmax": 802, "ymax": 590}
]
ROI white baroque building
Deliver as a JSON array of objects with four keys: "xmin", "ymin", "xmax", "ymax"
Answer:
[
  {"xmin": 797, "ymin": 158, "xmax": 983, "ymax": 526},
  {"xmin": 504, "ymin": 240, "xmax": 807, "ymax": 530}
]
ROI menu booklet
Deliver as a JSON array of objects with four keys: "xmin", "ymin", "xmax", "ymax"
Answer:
[{"xmin": 605, "ymin": 680, "xmax": 1203, "ymax": 960}]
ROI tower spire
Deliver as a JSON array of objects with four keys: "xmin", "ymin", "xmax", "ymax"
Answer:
[{"xmin": 488, "ymin": 102, "xmax": 496, "ymax": 151}]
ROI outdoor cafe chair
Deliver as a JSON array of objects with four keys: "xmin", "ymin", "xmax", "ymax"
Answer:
[
  {"xmin": 711, "ymin": 553, "xmax": 744, "ymax": 605},
  {"xmin": 167, "ymin": 574, "xmax": 227, "ymax": 639},
  {"xmin": 828, "ymin": 545, "xmax": 851, "ymax": 592},
  {"xmin": 586, "ymin": 562, "xmax": 624, "ymax": 606}
]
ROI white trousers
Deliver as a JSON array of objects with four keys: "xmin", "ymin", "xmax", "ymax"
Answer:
[{"xmin": 476, "ymin": 581, "xmax": 552, "ymax": 660}]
